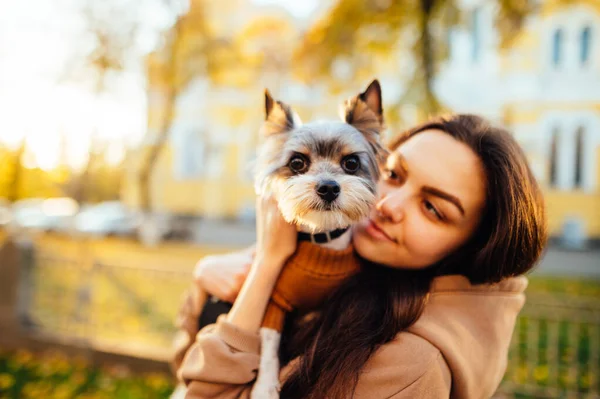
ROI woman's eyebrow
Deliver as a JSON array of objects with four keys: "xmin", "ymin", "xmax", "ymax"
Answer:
[{"xmin": 422, "ymin": 186, "xmax": 465, "ymax": 216}]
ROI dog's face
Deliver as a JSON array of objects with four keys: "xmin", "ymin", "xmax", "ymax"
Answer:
[{"xmin": 255, "ymin": 80, "xmax": 387, "ymax": 232}]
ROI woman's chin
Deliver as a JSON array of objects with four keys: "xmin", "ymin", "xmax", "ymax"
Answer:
[
  {"xmin": 353, "ymin": 227, "xmax": 430, "ymax": 270},
  {"xmin": 353, "ymin": 224, "xmax": 392, "ymax": 264}
]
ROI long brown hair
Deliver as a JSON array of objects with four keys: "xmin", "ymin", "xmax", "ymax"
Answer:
[{"xmin": 279, "ymin": 114, "xmax": 547, "ymax": 399}]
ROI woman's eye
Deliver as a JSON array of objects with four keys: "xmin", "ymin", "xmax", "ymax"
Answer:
[
  {"xmin": 424, "ymin": 201, "xmax": 442, "ymax": 220},
  {"xmin": 383, "ymin": 168, "xmax": 398, "ymax": 181},
  {"xmin": 289, "ymin": 154, "xmax": 309, "ymax": 173},
  {"xmin": 342, "ymin": 155, "xmax": 360, "ymax": 174}
]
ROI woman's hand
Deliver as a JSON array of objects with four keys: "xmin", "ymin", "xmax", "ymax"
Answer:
[
  {"xmin": 254, "ymin": 195, "xmax": 297, "ymax": 273},
  {"xmin": 226, "ymin": 196, "xmax": 297, "ymax": 332},
  {"xmin": 193, "ymin": 246, "xmax": 254, "ymax": 303}
]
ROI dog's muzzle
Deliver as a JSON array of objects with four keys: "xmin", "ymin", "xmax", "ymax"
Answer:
[{"xmin": 316, "ymin": 180, "xmax": 340, "ymax": 203}]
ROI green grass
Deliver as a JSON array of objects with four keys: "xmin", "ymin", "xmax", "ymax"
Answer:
[
  {"xmin": 0, "ymin": 349, "xmax": 174, "ymax": 399},
  {"xmin": 29, "ymin": 260, "xmax": 190, "ymax": 350},
  {"xmin": 17, "ymin": 242, "xmax": 600, "ymax": 399},
  {"xmin": 501, "ymin": 276, "xmax": 600, "ymax": 397},
  {"xmin": 527, "ymin": 277, "xmax": 600, "ymax": 298}
]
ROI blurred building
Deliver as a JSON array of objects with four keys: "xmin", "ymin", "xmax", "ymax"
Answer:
[
  {"xmin": 436, "ymin": 0, "xmax": 600, "ymax": 245},
  {"xmin": 125, "ymin": 0, "xmax": 599, "ymax": 245},
  {"xmin": 122, "ymin": 0, "xmax": 333, "ymax": 224}
]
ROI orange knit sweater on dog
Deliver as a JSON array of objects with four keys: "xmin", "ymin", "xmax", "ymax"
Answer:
[{"xmin": 261, "ymin": 241, "xmax": 361, "ymax": 331}]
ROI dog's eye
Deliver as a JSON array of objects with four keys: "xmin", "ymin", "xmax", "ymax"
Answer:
[
  {"xmin": 342, "ymin": 155, "xmax": 360, "ymax": 174},
  {"xmin": 289, "ymin": 154, "xmax": 309, "ymax": 174}
]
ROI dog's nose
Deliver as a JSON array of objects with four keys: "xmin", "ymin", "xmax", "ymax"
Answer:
[{"xmin": 316, "ymin": 180, "xmax": 341, "ymax": 203}]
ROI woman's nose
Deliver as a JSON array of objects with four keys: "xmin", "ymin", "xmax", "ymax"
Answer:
[{"xmin": 375, "ymin": 192, "xmax": 406, "ymax": 224}]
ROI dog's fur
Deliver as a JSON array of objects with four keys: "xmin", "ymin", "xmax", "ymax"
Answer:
[
  {"xmin": 251, "ymin": 80, "xmax": 387, "ymax": 399},
  {"xmin": 256, "ymin": 82, "xmax": 386, "ymax": 233}
]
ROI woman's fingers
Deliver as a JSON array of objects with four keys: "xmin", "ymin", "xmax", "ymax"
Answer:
[{"xmin": 254, "ymin": 195, "xmax": 297, "ymax": 268}]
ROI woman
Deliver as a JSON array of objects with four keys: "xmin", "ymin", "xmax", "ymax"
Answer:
[{"xmin": 174, "ymin": 114, "xmax": 547, "ymax": 399}]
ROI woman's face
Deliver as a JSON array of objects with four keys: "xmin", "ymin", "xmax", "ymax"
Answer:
[{"xmin": 353, "ymin": 129, "xmax": 487, "ymax": 269}]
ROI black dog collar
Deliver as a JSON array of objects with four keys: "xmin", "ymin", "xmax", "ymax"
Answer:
[{"xmin": 297, "ymin": 227, "xmax": 350, "ymax": 244}]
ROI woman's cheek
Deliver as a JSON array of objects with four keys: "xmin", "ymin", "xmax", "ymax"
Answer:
[{"xmin": 403, "ymin": 217, "xmax": 448, "ymax": 264}]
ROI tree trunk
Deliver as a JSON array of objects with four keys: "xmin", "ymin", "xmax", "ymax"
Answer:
[
  {"xmin": 7, "ymin": 143, "xmax": 25, "ymax": 203},
  {"xmin": 138, "ymin": 18, "xmax": 183, "ymax": 213},
  {"xmin": 138, "ymin": 87, "xmax": 176, "ymax": 212},
  {"xmin": 420, "ymin": 0, "xmax": 439, "ymax": 115},
  {"xmin": 74, "ymin": 74, "xmax": 105, "ymax": 204}
]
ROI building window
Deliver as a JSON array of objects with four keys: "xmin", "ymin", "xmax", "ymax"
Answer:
[
  {"xmin": 552, "ymin": 28, "xmax": 563, "ymax": 67},
  {"xmin": 174, "ymin": 129, "xmax": 205, "ymax": 180},
  {"xmin": 205, "ymin": 144, "xmax": 224, "ymax": 179},
  {"xmin": 241, "ymin": 147, "xmax": 256, "ymax": 182},
  {"xmin": 581, "ymin": 26, "xmax": 592, "ymax": 65},
  {"xmin": 549, "ymin": 127, "xmax": 559, "ymax": 187},
  {"xmin": 574, "ymin": 127, "xmax": 584, "ymax": 188},
  {"xmin": 471, "ymin": 7, "xmax": 482, "ymax": 63}
]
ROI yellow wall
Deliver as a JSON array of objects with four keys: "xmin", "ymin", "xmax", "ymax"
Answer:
[
  {"xmin": 504, "ymin": 103, "xmax": 600, "ymax": 125},
  {"xmin": 544, "ymin": 190, "xmax": 600, "ymax": 237},
  {"xmin": 542, "ymin": 129, "xmax": 600, "ymax": 239},
  {"xmin": 597, "ymin": 147, "xmax": 600, "ymax": 188},
  {"xmin": 502, "ymin": 101, "xmax": 600, "ymax": 240},
  {"xmin": 153, "ymin": 143, "xmax": 254, "ymax": 217},
  {"xmin": 541, "ymin": 0, "xmax": 600, "ymax": 16},
  {"xmin": 123, "ymin": 143, "xmax": 255, "ymax": 218}
]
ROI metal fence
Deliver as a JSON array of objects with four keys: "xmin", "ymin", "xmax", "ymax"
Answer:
[
  {"xmin": 500, "ymin": 293, "xmax": 600, "ymax": 398},
  {"xmin": 18, "ymin": 247, "xmax": 600, "ymax": 398},
  {"xmin": 24, "ymin": 252, "xmax": 192, "ymax": 359}
]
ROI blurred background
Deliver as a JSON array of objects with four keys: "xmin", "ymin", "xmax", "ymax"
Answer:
[{"xmin": 0, "ymin": 0, "xmax": 598, "ymax": 397}]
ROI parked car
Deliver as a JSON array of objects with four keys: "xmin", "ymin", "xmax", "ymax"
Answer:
[
  {"xmin": 11, "ymin": 198, "xmax": 78, "ymax": 232},
  {"xmin": 138, "ymin": 213, "xmax": 198, "ymax": 246},
  {"xmin": 74, "ymin": 201, "xmax": 141, "ymax": 237}
]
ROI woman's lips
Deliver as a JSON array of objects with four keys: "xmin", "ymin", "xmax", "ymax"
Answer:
[{"xmin": 365, "ymin": 219, "xmax": 395, "ymax": 243}]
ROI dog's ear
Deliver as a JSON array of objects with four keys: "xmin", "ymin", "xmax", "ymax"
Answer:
[
  {"xmin": 340, "ymin": 79, "xmax": 384, "ymax": 131},
  {"xmin": 261, "ymin": 90, "xmax": 300, "ymax": 136},
  {"xmin": 340, "ymin": 80, "xmax": 388, "ymax": 164},
  {"xmin": 358, "ymin": 79, "xmax": 383, "ymax": 122}
]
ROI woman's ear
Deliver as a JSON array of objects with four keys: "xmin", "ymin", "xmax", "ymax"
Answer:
[
  {"xmin": 261, "ymin": 90, "xmax": 302, "ymax": 136},
  {"xmin": 340, "ymin": 79, "xmax": 384, "ymax": 129}
]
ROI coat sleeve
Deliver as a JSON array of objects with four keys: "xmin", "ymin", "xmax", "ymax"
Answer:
[
  {"xmin": 171, "ymin": 284, "xmax": 208, "ymax": 376},
  {"xmin": 387, "ymin": 354, "xmax": 451, "ymax": 398},
  {"xmin": 179, "ymin": 315, "xmax": 259, "ymax": 399},
  {"xmin": 172, "ymin": 245, "xmax": 255, "ymax": 376},
  {"xmin": 179, "ymin": 323, "xmax": 451, "ymax": 399},
  {"xmin": 352, "ymin": 332, "xmax": 452, "ymax": 399}
]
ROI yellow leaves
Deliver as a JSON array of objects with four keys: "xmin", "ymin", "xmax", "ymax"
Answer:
[
  {"xmin": 213, "ymin": 106, "xmax": 252, "ymax": 127},
  {"xmin": 295, "ymin": 0, "xmax": 535, "ymax": 113},
  {"xmin": 21, "ymin": 380, "xmax": 54, "ymax": 398},
  {"xmin": 144, "ymin": 372, "xmax": 171, "ymax": 391},
  {"xmin": 239, "ymin": 16, "xmax": 295, "ymax": 41},
  {"xmin": 51, "ymin": 384, "xmax": 77, "ymax": 399},
  {"xmin": 0, "ymin": 373, "xmax": 15, "ymax": 390},
  {"xmin": 293, "ymin": 0, "xmax": 410, "ymax": 84},
  {"xmin": 13, "ymin": 350, "xmax": 34, "ymax": 367},
  {"xmin": 43, "ymin": 351, "xmax": 73, "ymax": 375},
  {"xmin": 232, "ymin": 15, "xmax": 298, "ymax": 86},
  {"xmin": 71, "ymin": 371, "xmax": 88, "ymax": 386},
  {"xmin": 495, "ymin": 0, "xmax": 536, "ymax": 49},
  {"xmin": 0, "ymin": 348, "xmax": 175, "ymax": 398},
  {"xmin": 533, "ymin": 364, "xmax": 549, "ymax": 382}
]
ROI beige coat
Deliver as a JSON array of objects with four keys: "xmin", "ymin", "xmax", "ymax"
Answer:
[{"xmin": 175, "ymin": 243, "xmax": 527, "ymax": 399}]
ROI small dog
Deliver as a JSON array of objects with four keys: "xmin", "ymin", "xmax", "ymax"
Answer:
[{"xmin": 251, "ymin": 80, "xmax": 387, "ymax": 398}]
